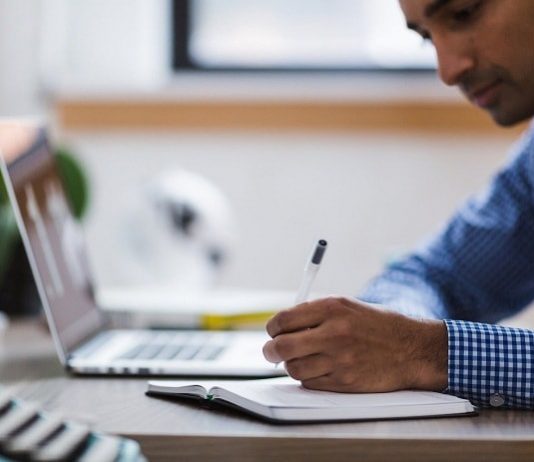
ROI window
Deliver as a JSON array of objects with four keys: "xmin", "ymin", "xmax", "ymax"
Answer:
[{"xmin": 173, "ymin": 0, "xmax": 435, "ymax": 71}]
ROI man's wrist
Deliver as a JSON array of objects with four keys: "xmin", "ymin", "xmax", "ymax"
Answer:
[{"xmin": 407, "ymin": 319, "xmax": 448, "ymax": 391}]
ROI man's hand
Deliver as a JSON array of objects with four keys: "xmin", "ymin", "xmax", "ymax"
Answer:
[{"xmin": 263, "ymin": 296, "xmax": 448, "ymax": 393}]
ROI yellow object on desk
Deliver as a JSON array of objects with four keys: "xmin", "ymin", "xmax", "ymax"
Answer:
[{"xmin": 200, "ymin": 311, "xmax": 276, "ymax": 330}]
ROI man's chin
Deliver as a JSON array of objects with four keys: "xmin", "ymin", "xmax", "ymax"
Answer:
[{"xmin": 487, "ymin": 107, "xmax": 532, "ymax": 127}]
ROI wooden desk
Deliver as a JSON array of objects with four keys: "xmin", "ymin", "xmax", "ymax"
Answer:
[{"xmin": 1, "ymin": 320, "xmax": 534, "ymax": 462}]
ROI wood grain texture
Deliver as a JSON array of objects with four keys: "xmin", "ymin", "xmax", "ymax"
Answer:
[
  {"xmin": 55, "ymin": 99, "xmax": 528, "ymax": 134},
  {"xmin": 3, "ymin": 320, "xmax": 534, "ymax": 462}
]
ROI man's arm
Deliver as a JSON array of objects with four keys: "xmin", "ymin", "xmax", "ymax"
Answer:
[
  {"xmin": 264, "ymin": 128, "xmax": 534, "ymax": 409},
  {"xmin": 263, "ymin": 298, "xmax": 534, "ymax": 409},
  {"xmin": 361, "ymin": 127, "xmax": 534, "ymax": 322},
  {"xmin": 354, "ymin": 129, "xmax": 534, "ymax": 408}
]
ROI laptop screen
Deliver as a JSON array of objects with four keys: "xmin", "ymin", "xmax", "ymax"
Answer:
[{"xmin": 0, "ymin": 122, "xmax": 103, "ymax": 359}]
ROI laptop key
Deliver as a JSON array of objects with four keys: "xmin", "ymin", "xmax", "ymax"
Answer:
[
  {"xmin": 115, "ymin": 332, "xmax": 230, "ymax": 362},
  {"xmin": 0, "ymin": 390, "xmax": 14, "ymax": 414},
  {"xmin": 174, "ymin": 344, "xmax": 203, "ymax": 360},
  {"xmin": 117, "ymin": 344, "xmax": 146, "ymax": 360},
  {"xmin": 5, "ymin": 414, "xmax": 63, "ymax": 456},
  {"xmin": 195, "ymin": 345, "xmax": 225, "ymax": 361},
  {"xmin": 136, "ymin": 344, "xmax": 167, "ymax": 360},
  {"xmin": 0, "ymin": 403, "xmax": 40, "ymax": 443},
  {"xmin": 154, "ymin": 344, "xmax": 185, "ymax": 360},
  {"xmin": 78, "ymin": 434, "xmax": 121, "ymax": 462},
  {"xmin": 32, "ymin": 422, "xmax": 90, "ymax": 461}
]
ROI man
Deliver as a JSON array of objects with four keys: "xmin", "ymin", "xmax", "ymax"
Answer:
[{"xmin": 262, "ymin": 0, "xmax": 534, "ymax": 409}]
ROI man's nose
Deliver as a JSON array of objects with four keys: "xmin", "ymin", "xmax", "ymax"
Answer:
[{"xmin": 434, "ymin": 40, "xmax": 476, "ymax": 86}]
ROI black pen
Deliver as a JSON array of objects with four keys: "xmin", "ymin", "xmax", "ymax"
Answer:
[{"xmin": 294, "ymin": 239, "xmax": 328, "ymax": 304}]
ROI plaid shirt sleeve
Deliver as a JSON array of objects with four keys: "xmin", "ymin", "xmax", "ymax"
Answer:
[
  {"xmin": 445, "ymin": 320, "xmax": 534, "ymax": 408},
  {"xmin": 360, "ymin": 126, "xmax": 534, "ymax": 409}
]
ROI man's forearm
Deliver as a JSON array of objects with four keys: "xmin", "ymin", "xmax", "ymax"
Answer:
[{"xmin": 360, "ymin": 268, "xmax": 452, "ymax": 321}]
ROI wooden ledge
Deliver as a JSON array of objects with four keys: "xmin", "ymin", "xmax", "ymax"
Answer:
[{"xmin": 56, "ymin": 99, "xmax": 526, "ymax": 135}]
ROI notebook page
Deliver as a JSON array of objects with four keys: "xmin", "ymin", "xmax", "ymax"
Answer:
[{"xmin": 212, "ymin": 377, "xmax": 465, "ymax": 409}]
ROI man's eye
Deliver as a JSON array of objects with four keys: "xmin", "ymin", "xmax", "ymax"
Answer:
[{"xmin": 452, "ymin": 1, "xmax": 482, "ymax": 23}]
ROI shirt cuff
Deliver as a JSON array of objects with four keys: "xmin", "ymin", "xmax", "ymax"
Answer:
[{"xmin": 444, "ymin": 319, "xmax": 534, "ymax": 409}]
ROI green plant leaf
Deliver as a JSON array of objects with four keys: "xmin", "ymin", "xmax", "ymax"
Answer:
[{"xmin": 54, "ymin": 146, "xmax": 90, "ymax": 220}]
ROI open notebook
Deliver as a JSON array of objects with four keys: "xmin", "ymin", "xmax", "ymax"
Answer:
[{"xmin": 147, "ymin": 377, "xmax": 475, "ymax": 423}]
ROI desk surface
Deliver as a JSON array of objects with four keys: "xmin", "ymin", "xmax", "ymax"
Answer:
[{"xmin": 1, "ymin": 319, "xmax": 534, "ymax": 462}]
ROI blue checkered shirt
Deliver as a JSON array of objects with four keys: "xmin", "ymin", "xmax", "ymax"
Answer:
[{"xmin": 360, "ymin": 124, "xmax": 534, "ymax": 409}]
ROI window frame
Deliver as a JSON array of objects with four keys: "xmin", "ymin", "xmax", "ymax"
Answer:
[{"xmin": 171, "ymin": 0, "xmax": 435, "ymax": 74}]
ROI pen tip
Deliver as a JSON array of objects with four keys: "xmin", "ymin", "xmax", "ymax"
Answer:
[{"xmin": 312, "ymin": 240, "xmax": 328, "ymax": 264}]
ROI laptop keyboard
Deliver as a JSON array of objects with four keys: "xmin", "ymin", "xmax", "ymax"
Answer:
[{"xmin": 116, "ymin": 332, "xmax": 229, "ymax": 362}]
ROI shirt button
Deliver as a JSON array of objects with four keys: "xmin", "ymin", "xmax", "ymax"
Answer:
[{"xmin": 489, "ymin": 393, "xmax": 505, "ymax": 407}]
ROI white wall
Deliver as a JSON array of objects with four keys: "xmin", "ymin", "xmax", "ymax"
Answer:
[
  {"xmin": 67, "ymin": 130, "xmax": 517, "ymax": 297},
  {"xmin": 0, "ymin": 0, "xmax": 43, "ymax": 116}
]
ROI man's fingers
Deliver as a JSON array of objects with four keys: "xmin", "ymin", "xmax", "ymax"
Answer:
[
  {"xmin": 262, "ymin": 338, "xmax": 282, "ymax": 363},
  {"xmin": 262, "ymin": 326, "xmax": 328, "ymax": 363},
  {"xmin": 301, "ymin": 375, "xmax": 339, "ymax": 392},
  {"xmin": 266, "ymin": 299, "xmax": 337, "ymax": 337},
  {"xmin": 284, "ymin": 354, "xmax": 333, "ymax": 381}
]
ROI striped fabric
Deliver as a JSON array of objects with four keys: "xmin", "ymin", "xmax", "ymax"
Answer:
[{"xmin": 361, "ymin": 123, "xmax": 534, "ymax": 408}]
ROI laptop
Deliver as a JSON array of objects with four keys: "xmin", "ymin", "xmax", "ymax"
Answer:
[{"xmin": 0, "ymin": 121, "xmax": 284, "ymax": 377}]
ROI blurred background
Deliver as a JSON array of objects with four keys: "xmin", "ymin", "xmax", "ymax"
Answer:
[{"xmin": 0, "ymin": 0, "xmax": 531, "ymax": 324}]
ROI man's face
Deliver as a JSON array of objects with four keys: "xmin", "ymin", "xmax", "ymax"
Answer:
[{"xmin": 399, "ymin": 0, "xmax": 534, "ymax": 126}]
